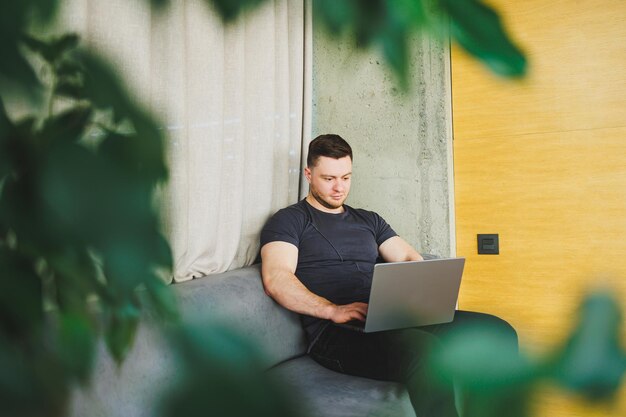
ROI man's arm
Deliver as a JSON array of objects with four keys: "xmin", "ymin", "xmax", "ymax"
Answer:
[
  {"xmin": 378, "ymin": 236, "xmax": 424, "ymax": 262},
  {"xmin": 261, "ymin": 241, "xmax": 368, "ymax": 323}
]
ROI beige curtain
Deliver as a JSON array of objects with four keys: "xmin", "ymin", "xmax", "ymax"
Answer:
[{"xmin": 57, "ymin": 0, "xmax": 307, "ymax": 282}]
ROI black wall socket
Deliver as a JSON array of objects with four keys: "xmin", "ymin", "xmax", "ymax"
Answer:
[{"xmin": 478, "ymin": 234, "xmax": 499, "ymax": 255}]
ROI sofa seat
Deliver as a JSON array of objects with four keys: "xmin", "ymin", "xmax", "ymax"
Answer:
[
  {"xmin": 271, "ymin": 355, "xmax": 413, "ymax": 417},
  {"xmin": 70, "ymin": 264, "xmax": 415, "ymax": 417}
]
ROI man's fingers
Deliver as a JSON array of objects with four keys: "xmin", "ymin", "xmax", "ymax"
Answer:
[
  {"xmin": 349, "ymin": 302, "xmax": 368, "ymax": 316},
  {"xmin": 329, "ymin": 302, "xmax": 371, "ymax": 323},
  {"xmin": 346, "ymin": 303, "xmax": 368, "ymax": 322},
  {"xmin": 351, "ymin": 311, "xmax": 366, "ymax": 322}
]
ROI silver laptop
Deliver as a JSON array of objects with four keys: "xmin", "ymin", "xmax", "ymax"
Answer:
[{"xmin": 339, "ymin": 258, "xmax": 465, "ymax": 333}]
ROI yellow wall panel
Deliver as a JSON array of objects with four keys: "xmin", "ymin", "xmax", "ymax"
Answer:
[
  {"xmin": 452, "ymin": 0, "xmax": 626, "ymax": 415},
  {"xmin": 452, "ymin": 0, "xmax": 626, "ymax": 140},
  {"xmin": 456, "ymin": 128, "xmax": 626, "ymax": 349}
]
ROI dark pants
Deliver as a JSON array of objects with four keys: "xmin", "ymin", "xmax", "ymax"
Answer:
[{"xmin": 308, "ymin": 311, "xmax": 518, "ymax": 417}]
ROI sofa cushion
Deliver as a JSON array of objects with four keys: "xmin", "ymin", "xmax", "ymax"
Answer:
[
  {"xmin": 174, "ymin": 264, "xmax": 307, "ymax": 368},
  {"xmin": 270, "ymin": 356, "xmax": 414, "ymax": 417},
  {"xmin": 69, "ymin": 323, "xmax": 175, "ymax": 417}
]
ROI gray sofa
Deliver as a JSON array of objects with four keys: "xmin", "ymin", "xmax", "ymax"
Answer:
[{"xmin": 70, "ymin": 265, "xmax": 414, "ymax": 417}]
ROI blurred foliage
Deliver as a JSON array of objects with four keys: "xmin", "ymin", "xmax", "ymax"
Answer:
[
  {"xmin": 312, "ymin": 0, "xmax": 526, "ymax": 87},
  {"xmin": 437, "ymin": 0, "xmax": 526, "ymax": 78},
  {"xmin": 430, "ymin": 291, "xmax": 626, "ymax": 417},
  {"xmin": 0, "ymin": 1, "xmax": 621, "ymax": 417},
  {"xmin": 159, "ymin": 324, "xmax": 302, "ymax": 417},
  {"xmin": 551, "ymin": 292, "xmax": 626, "ymax": 400},
  {"xmin": 0, "ymin": 0, "xmax": 60, "ymax": 100},
  {"xmin": 148, "ymin": 0, "xmax": 527, "ymax": 87},
  {"xmin": 1, "ymin": 1, "xmax": 175, "ymax": 415}
]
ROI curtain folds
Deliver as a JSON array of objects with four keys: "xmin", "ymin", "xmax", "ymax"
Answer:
[{"xmin": 57, "ymin": 0, "xmax": 306, "ymax": 282}]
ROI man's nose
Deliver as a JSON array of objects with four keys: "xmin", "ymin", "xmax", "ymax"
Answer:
[{"xmin": 333, "ymin": 180, "xmax": 344, "ymax": 191}]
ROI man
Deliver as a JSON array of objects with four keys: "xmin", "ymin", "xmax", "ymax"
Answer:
[{"xmin": 260, "ymin": 134, "xmax": 516, "ymax": 417}]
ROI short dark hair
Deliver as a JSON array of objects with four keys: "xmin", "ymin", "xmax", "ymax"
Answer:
[{"xmin": 307, "ymin": 134, "xmax": 353, "ymax": 167}]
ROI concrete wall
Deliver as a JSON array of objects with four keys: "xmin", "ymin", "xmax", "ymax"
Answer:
[{"xmin": 310, "ymin": 26, "xmax": 455, "ymax": 257}]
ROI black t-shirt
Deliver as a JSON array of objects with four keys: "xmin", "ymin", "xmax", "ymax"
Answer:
[{"xmin": 260, "ymin": 199, "xmax": 397, "ymax": 341}]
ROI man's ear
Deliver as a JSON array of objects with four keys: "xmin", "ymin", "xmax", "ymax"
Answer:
[{"xmin": 304, "ymin": 166, "xmax": 312, "ymax": 183}]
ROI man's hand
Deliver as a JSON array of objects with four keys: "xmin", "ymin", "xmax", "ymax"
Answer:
[{"xmin": 324, "ymin": 302, "xmax": 368, "ymax": 324}]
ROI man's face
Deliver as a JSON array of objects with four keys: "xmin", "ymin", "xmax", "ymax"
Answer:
[{"xmin": 305, "ymin": 156, "xmax": 352, "ymax": 211}]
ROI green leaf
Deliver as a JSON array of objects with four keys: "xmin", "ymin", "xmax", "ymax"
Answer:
[
  {"xmin": 58, "ymin": 313, "xmax": 96, "ymax": 383},
  {"xmin": 53, "ymin": 264, "xmax": 92, "ymax": 314},
  {"xmin": 127, "ymin": 115, "xmax": 168, "ymax": 181},
  {"xmin": 44, "ymin": 247, "xmax": 102, "ymax": 312},
  {"xmin": 312, "ymin": 0, "xmax": 427, "ymax": 89},
  {"xmin": 15, "ymin": 117, "xmax": 37, "ymax": 137},
  {"xmin": 0, "ymin": 100, "xmax": 15, "ymax": 178},
  {"xmin": 55, "ymin": 58, "xmax": 84, "ymax": 78},
  {"xmin": 0, "ymin": 99, "xmax": 12, "ymax": 135},
  {"xmin": 78, "ymin": 51, "xmax": 134, "ymax": 120},
  {"xmin": 390, "ymin": 0, "xmax": 428, "ymax": 28},
  {"xmin": 39, "ymin": 106, "xmax": 93, "ymax": 145},
  {"xmin": 143, "ymin": 276, "xmax": 178, "ymax": 321},
  {"xmin": 150, "ymin": 0, "xmax": 170, "ymax": 10},
  {"xmin": 21, "ymin": 35, "xmax": 51, "ymax": 59},
  {"xmin": 0, "ymin": 111, "xmax": 62, "ymax": 254},
  {"xmin": 0, "ymin": 43, "xmax": 42, "ymax": 100},
  {"xmin": 0, "ymin": 336, "xmax": 43, "ymax": 417},
  {"xmin": 40, "ymin": 130, "xmax": 169, "ymax": 296},
  {"xmin": 26, "ymin": 0, "xmax": 61, "ymax": 25},
  {"xmin": 39, "ymin": 143, "xmax": 100, "ymax": 240},
  {"xmin": 551, "ymin": 291, "xmax": 626, "ymax": 400},
  {"xmin": 160, "ymin": 324, "xmax": 300, "ymax": 417},
  {"xmin": 79, "ymin": 51, "xmax": 168, "ymax": 182},
  {"xmin": 438, "ymin": 0, "xmax": 527, "ymax": 77},
  {"xmin": 104, "ymin": 304, "xmax": 140, "ymax": 364},
  {"xmin": 0, "ymin": 0, "xmax": 57, "ymax": 100},
  {"xmin": 54, "ymin": 77, "xmax": 85, "ymax": 100},
  {"xmin": 99, "ymin": 131, "xmax": 163, "ymax": 182},
  {"xmin": 101, "ymin": 241, "xmax": 153, "ymax": 292},
  {"xmin": 207, "ymin": 0, "xmax": 267, "ymax": 22},
  {"xmin": 152, "ymin": 232, "xmax": 174, "ymax": 271},
  {"xmin": 0, "ymin": 332, "xmax": 69, "ymax": 417},
  {"xmin": 314, "ymin": 0, "xmax": 358, "ymax": 35},
  {"xmin": 0, "ymin": 3, "xmax": 58, "ymax": 97},
  {"xmin": 0, "ymin": 1, "xmax": 29, "ymax": 34},
  {"xmin": 430, "ymin": 324, "xmax": 535, "ymax": 389},
  {"xmin": 429, "ymin": 323, "xmax": 536, "ymax": 417},
  {"xmin": 352, "ymin": 0, "xmax": 387, "ymax": 47},
  {"xmin": 22, "ymin": 33, "xmax": 79, "ymax": 64},
  {"xmin": 379, "ymin": 27, "xmax": 410, "ymax": 90},
  {"xmin": 53, "ymin": 33, "xmax": 80, "ymax": 55},
  {"xmin": 0, "ymin": 248, "xmax": 43, "ymax": 339},
  {"xmin": 40, "ymin": 141, "xmax": 149, "ymax": 251}
]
